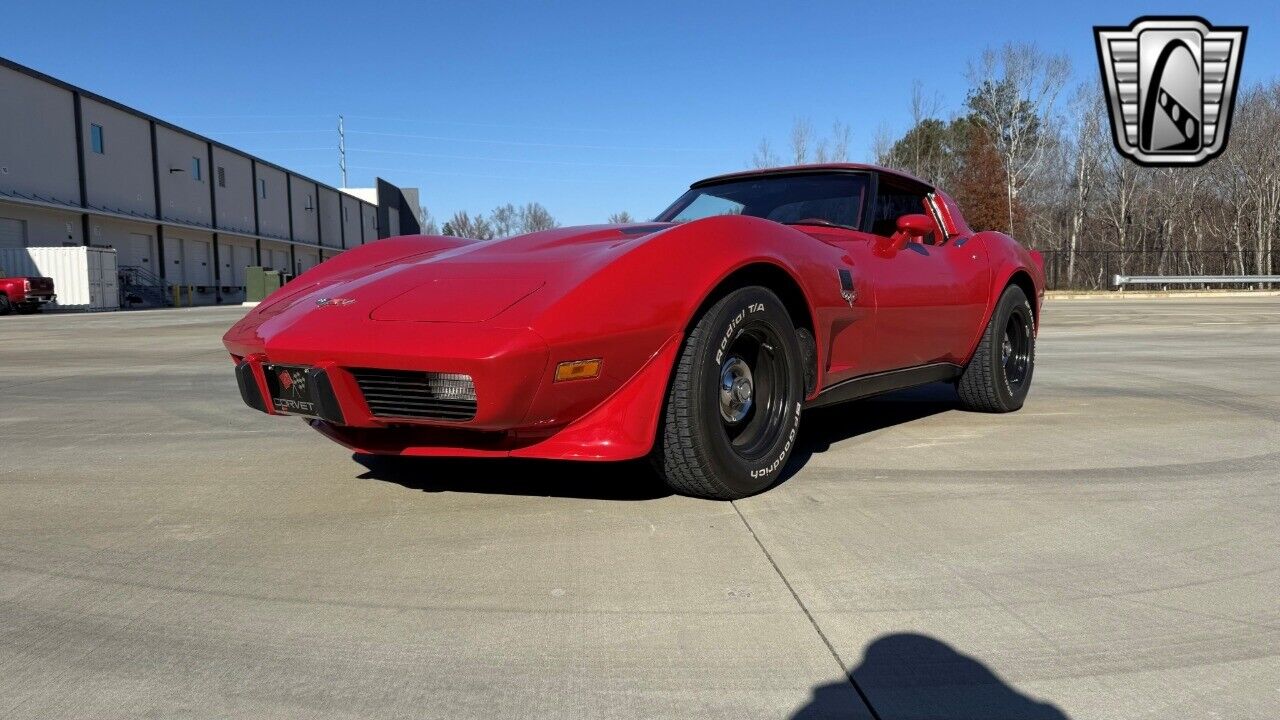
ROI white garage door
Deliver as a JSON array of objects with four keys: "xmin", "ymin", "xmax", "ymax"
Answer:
[
  {"xmin": 0, "ymin": 217, "xmax": 26, "ymax": 250},
  {"xmin": 183, "ymin": 239, "xmax": 212, "ymax": 286},
  {"xmin": 229, "ymin": 244, "xmax": 256, "ymax": 286},
  {"xmin": 272, "ymin": 249, "xmax": 290, "ymax": 272},
  {"xmin": 164, "ymin": 236, "xmax": 184, "ymax": 283},
  {"xmin": 295, "ymin": 251, "xmax": 319, "ymax": 274},
  {"xmin": 117, "ymin": 233, "xmax": 155, "ymax": 270}
]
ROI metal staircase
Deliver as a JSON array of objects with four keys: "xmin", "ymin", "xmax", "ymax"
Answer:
[{"xmin": 117, "ymin": 264, "xmax": 169, "ymax": 307}]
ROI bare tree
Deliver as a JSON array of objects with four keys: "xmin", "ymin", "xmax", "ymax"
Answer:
[
  {"xmin": 790, "ymin": 117, "xmax": 815, "ymax": 164},
  {"xmin": 828, "ymin": 120, "xmax": 852, "ymax": 162},
  {"xmin": 1063, "ymin": 85, "xmax": 1107, "ymax": 283},
  {"xmin": 443, "ymin": 211, "xmax": 495, "ymax": 240},
  {"xmin": 419, "ymin": 205, "xmax": 440, "ymax": 235},
  {"xmin": 966, "ymin": 43, "xmax": 1072, "ymax": 235},
  {"xmin": 518, "ymin": 202, "xmax": 558, "ymax": 233},
  {"xmin": 489, "ymin": 203, "xmax": 520, "ymax": 238},
  {"xmin": 607, "ymin": 211, "xmax": 635, "ymax": 224},
  {"xmin": 750, "ymin": 137, "xmax": 780, "ymax": 168}
]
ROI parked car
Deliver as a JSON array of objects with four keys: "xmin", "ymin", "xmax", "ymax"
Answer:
[
  {"xmin": 0, "ymin": 270, "xmax": 56, "ymax": 315},
  {"xmin": 224, "ymin": 163, "xmax": 1045, "ymax": 499}
]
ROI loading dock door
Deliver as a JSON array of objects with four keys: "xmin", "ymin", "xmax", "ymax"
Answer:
[
  {"xmin": 164, "ymin": 236, "xmax": 184, "ymax": 283},
  {"xmin": 0, "ymin": 218, "xmax": 26, "ymax": 250},
  {"xmin": 184, "ymin": 239, "xmax": 213, "ymax": 286},
  {"xmin": 118, "ymin": 233, "xmax": 155, "ymax": 270},
  {"xmin": 232, "ymin": 245, "xmax": 255, "ymax": 286},
  {"xmin": 295, "ymin": 251, "xmax": 319, "ymax": 275}
]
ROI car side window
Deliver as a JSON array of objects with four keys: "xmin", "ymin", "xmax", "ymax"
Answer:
[{"xmin": 871, "ymin": 180, "xmax": 938, "ymax": 245}]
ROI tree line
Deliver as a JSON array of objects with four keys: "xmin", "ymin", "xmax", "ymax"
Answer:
[
  {"xmin": 859, "ymin": 43, "xmax": 1279, "ymax": 288},
  {"xmin": 422, "ymin": 204, "xmax": 639, "ymax": 240}
]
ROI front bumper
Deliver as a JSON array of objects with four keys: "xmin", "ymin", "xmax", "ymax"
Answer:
[{"xmin": 227, "ymin": 319, "xmax": 550, "ymax": 432}]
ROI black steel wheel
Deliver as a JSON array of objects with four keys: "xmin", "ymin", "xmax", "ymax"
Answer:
[
  {"xmin": 957, "ymin": 284, "xmax": 1036, "ymax": 412},
  {"xmin": 657, "ymin": 286, "xmax": 804, "ymax": 499}
]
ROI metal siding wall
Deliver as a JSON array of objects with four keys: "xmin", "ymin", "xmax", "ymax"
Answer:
[
  {"xmin": 254, "ymin": 164, "xmax": 289, "ymax": 239},
  {"xmin": 211, "ymin": 147, "xmax": 255, "ymax": 234},
  {"xmin": 155, "ymin": 126, "xmax": 211, "ymax": 226},
  {"xmin": 362, "ymin": 203, "xmax": 377, "ymax": 243},
  {"xmin": 318, "ymin": 187, "xmax": 341, "ymax": 248},
  {"xmin": 340, "ymin": 194, "xmax": 360, "ymax": 246},
  {"xmin": 0, "ymin": 66, "xmax": 80, "ymax": 204},
  {"xmin": 288, "ymin": 176, "xmax": 318, "ymax": 244},
  {"xmin": 80, "ymin": 97, "xmax": 153, "ymax": 216}
]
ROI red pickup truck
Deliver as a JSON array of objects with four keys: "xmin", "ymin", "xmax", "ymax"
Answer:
[{"xmin": 0, "ymin": 273, "xmax": 56, "ymax": 315}]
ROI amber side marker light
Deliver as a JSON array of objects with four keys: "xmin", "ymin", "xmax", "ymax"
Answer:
[{"xmin": 555, "ymin": 359, "xmax": 602, "ymax": 382}]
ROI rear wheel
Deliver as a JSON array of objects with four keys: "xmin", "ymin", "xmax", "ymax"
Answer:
[
  {"xmin": 0, "ymin": 295, "xmax": 11, "ymax": 316},
  {"xmin": 656, "ymin": 287, "xmax": 804, "ymax": 499},
  {"xmin": 957, "ymin": 285, "xmax": 1035, "ymax": 412}
]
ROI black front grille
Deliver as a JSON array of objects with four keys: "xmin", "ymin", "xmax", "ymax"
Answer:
[{"xmin": 349, "ymin": 369, "xmax": 477, "ymax": 421}]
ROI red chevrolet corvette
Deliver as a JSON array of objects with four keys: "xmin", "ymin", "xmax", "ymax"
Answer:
[{"xmin": 225, "ymin": 164, "xmax": 1043, "ymax": 499}]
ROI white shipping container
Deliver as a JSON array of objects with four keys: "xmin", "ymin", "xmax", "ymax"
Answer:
[{"xmin": 0, "ymin": 246, "xmax": 121, "ymax": 311}]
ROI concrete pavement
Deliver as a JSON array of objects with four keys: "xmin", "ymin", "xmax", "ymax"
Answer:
[{"xmin": 1, "ymin": 298, "xmax": 1277, "ymax": 719}]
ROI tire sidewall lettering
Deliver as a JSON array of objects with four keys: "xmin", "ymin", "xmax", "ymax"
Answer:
[
  {"xmin": 748, "ymin": 401, "xmax": 802, "ymax": 479},
  {"xmin": 715, "ymin": 302, "xmax": 765, "ymax": 365}
]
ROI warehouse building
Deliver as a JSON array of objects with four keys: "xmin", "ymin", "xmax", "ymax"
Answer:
[{"xmin": 0, "ymin": 57, "xmax": 420, "ymax": 305}]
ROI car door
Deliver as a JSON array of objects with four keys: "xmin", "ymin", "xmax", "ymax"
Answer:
[{"xmin": 861, "ymin": 183, "xmax": 990, "ymax": 370}]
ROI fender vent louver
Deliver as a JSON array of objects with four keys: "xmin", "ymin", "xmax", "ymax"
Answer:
[{"xmin": 350, "ymin": 369, "xmax": 477, "ymax": 421}]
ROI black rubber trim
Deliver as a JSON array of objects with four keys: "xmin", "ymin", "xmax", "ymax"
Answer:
[
  {"xmin": 305, "ymin": 368, "xmax": 346, "ymax": 425},
  {"xmin": 235, "ymin": 362, "xmax": 268, "ymax": 414},
  {"xmin": 805, "ymin": 362, "xmax": 961, "ymax": 409}
]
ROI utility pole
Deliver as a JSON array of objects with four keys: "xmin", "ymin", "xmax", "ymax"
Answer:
[{"xmin": 338, "ymin": 114, "xmax": 347, "ymax": 188}]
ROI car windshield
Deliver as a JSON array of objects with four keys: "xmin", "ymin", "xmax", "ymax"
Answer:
[{"xmin": 656, "ymin": 172, "xmax": 868, "ymax": 229}]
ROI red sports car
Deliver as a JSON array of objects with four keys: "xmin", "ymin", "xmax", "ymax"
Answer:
[{"xmin": 225, "ymin": 164, "xmax": 1043, "ymax": 499}]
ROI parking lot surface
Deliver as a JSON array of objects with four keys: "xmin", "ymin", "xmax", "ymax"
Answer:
[{"xmin": 1, "ymin": 298, "xmax": 1277, "ymax": 719}]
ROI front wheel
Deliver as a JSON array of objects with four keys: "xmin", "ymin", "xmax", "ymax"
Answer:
[
  {"xmin": 656, "ymin": 286, "xmax": 804, "ymax": 500},
  {"xmin": 957, "ymin": 284, "xmax": 1036, "ymax": 412}
]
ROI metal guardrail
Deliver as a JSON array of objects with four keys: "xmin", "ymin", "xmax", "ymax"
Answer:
[{"xmin": 1114, "ymin": 274, "xmax": 1280, "ymax": 288}]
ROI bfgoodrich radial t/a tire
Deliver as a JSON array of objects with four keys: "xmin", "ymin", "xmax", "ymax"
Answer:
[
  {"xmin": 657, "ymin": 286, "xmax": 804, "ymax": 500},
  {"xmin": 957, "ymin": 284, "xmax": 1036, "ymax": 413}
]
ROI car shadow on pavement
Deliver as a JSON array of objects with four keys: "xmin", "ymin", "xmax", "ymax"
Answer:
[
  {"xmin": 355, "ymin": 382, "xmax": 961, "ymax": 500},
  {"xmin": 352, "ymin": 455, "xmax": 673, "ymax": 501},
  {"xmin": 780, "ymin": 382, "xmax": 960, "ymax": 483},
  {"xmin": 792, "ymin": 633, "xmax": 1070, "ymax": 720}
]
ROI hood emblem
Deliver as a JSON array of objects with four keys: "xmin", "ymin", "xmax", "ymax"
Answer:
[{"xmin": 315, "ymin": 297, "xmax": 356, "ymax": 307}]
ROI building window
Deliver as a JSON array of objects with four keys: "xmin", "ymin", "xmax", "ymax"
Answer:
[
  {"xmin": 90, "ymin": 124, "xmax": 104, "ymax": 154},
  {"xmin": 305, "ymin": 194, "xmax": 313, "ymax": 211},
  {"xmin": 258, "ymin": 178, "xmax": 267, "ymax": 199},
  {"xmin": 343, "ymin": 206, "xmax": 348, "ymax": 221},
  {"xmin": 216, "ymin": 166, "xmax": 226, "ymax": 188},
  {"xmin": 192, "ymin": 157, "xmax": 202, "ymax": 181}
]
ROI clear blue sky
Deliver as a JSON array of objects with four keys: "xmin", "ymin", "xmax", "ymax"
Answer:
[{"xmin": 5, "ymin": 1, "xmax": 1276, "ymax": 225}]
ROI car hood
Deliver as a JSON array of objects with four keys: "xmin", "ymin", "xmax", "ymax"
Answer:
[{"xmin": 252, "ymin": 223, "xmax": 674, "ymax": 326}]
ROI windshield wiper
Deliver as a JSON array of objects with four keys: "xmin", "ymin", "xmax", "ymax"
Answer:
[{"xmin": 782, "ymin": 219, "xmax": 857, "ymax": 231}]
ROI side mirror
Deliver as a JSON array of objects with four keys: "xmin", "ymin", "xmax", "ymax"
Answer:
[
  {"xmin": 896, "ymin": 214, "xmax": 934, "ymax": 238},
  {"xmin": 877, "ymin": 214, "xmax": 934, "ymax": 254}
]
